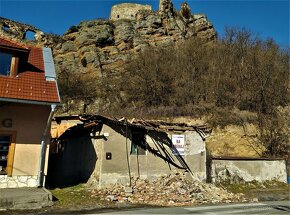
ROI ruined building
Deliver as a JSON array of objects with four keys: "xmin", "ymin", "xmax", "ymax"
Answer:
[
  {"xmin": 0, "ymin": 17, "xmax": 45, "ymax": 42},
  {"xmin": 110, "ymin": 0, "xmax": 184, "ymax": 21},
  {"xmin": 110, "ymin": 3, "xmax": 152, "ymax": 21},
  {"xmin": 0, "ymin": 0, "xmax": 217, "ymax": 114}
]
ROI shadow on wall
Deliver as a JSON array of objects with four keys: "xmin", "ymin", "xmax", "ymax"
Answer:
[
  {"xmin": 46, "ymin": 130, "xmax": 97, "ymax": 188},
  {"xmin": 46, "ymin": 121, "xmax": 193, "ymax": 188},
  {"xmin": 108, "ymin": 122, "xmax": 192, "ymax": 172}
]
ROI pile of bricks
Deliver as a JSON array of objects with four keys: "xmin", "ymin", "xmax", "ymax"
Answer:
[{"xmin": 90, "ymin": 171, "xmax": 248, "ymax": 206}]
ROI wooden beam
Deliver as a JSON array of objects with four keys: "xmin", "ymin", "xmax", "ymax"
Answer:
[{"xmin": 10, "ymin": 56, "xmax": 19, "ymax": 77}]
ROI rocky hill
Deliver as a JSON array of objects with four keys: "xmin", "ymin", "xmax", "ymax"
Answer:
[
  {"xmin": 1, "ymin": 2, "xmax": 288, "ymax": 159},
  {"xmin": 0, "ymin": 1, "xmax": 216, "ymax": 75},
  {"xmin": 53, "ymin": 1, "xmax": 216, "ymax": 74}
]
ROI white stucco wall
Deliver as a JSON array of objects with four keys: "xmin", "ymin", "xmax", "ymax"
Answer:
[{"xmin": 212, "ymin": 159, "xmax": 287, "ymax": 183}]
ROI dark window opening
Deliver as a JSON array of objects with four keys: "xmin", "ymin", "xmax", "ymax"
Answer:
[
  {"xmin": 131, "ymin": 14, "xmax": 134, "ymax": 17},
  {"xmin": 0, "ymin": 52, "xmax": 12, "ymax": 76},
  {"xmin": 2, "ymin": 24, "xmax": 10, "ymax": 32},
  {"xmin": 0, "ymin": 136, "xmax": 10, "ymax": 175},
  {"xmin": 24, "ymin": 30, "xmax": 36, "ymax": 40},
  {"xmin": 130, "ymin": 132, "xmax": 146, "ymax": 155},
  {"xmin": 117, "ymin": 15, "xmax": 120, "ymax": 18}
]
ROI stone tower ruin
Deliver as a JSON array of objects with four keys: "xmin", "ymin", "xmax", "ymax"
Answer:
[
  {"xmin": 159, "ymin": 0, "xmax": 167, "ymax": 11},
  {"xmin": 110, "ymin": 3, "xmax": 152, "ymax": 21},
  {"xmin": 159, "ymin": 0, "xmax": 175, "ymax": 17}
]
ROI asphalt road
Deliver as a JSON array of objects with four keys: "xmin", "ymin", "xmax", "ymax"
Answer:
[{"xmin": 90, "ymin": 201, "xmax": 290, "ymax": 215}]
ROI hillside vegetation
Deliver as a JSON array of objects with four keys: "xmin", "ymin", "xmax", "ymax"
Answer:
[
  {"xmin": 58, "ymin": 28, "xmax": 289, "ymax": 157},
  {"xmin": 1, "ymin": 4, "xmax": 288, "ymax": 158}
]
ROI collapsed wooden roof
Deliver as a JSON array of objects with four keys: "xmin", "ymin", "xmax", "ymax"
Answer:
[
  {"xmin": 53, "ymin": 114, "xmax": 212, "ymax": 171},
  {"xmin": 54, "ymin": 114, "xmax": 212, "ymax": 140}
]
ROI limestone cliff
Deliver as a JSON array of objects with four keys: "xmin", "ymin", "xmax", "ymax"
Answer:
[
  {"xmin": 54, "ymin": 2, "xmax": 216, "ymax": 74},
  {"xmin": 0, "ymin": 1, "xmax": 216, "ymax": 75}
]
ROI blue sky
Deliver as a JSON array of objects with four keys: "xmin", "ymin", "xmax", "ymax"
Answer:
[{"xmin": 0, "ymin": 0, "xmax": 289, "ymax": 47}]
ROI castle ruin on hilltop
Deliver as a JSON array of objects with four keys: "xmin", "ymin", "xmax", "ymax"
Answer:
[
  {"xmin": 0, "ymin": 0, "xmax": 177, "ymax": 41},
  {"xmin": 110, "ymin": 3, "xmax": 152, "ymax": 21},
  {"xmin": 110, "ymin": 0, "xmax": 178, "ymax": 21},
  {"xmin": 0, "ymin": 17, "xmax": 44, "ymax": 42},
  {"xmin": 0, "ymin": 0, "xmax": 216, "ymax": 45}
]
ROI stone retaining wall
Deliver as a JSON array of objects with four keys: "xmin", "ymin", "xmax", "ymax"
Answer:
[
  {"xmin": 211, "ymin": 159, "xmax": 287, "ymax": 183},
  {"xmin": 0, "ymin": 175, "xmax": 38, "ymax": 188}
]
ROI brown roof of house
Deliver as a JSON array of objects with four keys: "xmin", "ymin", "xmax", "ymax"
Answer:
[
  {"xmin": 0, "ymin": 37, "xmax": 60, "ymax": 104},
  {"xmin": 0, "ymin": 37, "xmax": 29, "ymax": 50}
]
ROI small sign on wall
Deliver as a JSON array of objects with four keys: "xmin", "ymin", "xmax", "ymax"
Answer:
[{"xmin": 171, "ymin": 134, "xmax": 185, "ymax": 155}]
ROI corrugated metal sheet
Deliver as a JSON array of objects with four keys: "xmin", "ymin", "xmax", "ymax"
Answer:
[{"xmin": 42, "ymin": 47, "xmax": 56, "ymax": 79}]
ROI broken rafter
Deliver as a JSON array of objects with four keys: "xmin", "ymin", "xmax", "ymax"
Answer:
[
  {"xmin": 159, "ymin": 125, "xmax": 196, "ymax": 131},
  {"xmin": 145, "ymin": 145, "xmax": 186, "ymax": 170},
  {"xmin": 60, "ymin": 114, "xmax": 211, "ymax": 139},
  {"xmin": 83, "ymin": 121, "xmax": 98, "ymax": 129}
]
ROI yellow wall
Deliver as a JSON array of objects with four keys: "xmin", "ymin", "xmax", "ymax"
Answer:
[{"xmin": 0, "ymin": 102, "xmax": 51, "ymax": 176}]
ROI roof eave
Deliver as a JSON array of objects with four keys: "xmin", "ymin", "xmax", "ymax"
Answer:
[
  {"xmin": 0, "ymin": 45, "xmax": 30, "ymax": 53},
  {"xmin": 0, "ymin": 97, "xmax": 61, "ymax": 106}
]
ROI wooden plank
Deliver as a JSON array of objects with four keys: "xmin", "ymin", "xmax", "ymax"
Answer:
[
  {"xmin": 159, "ymin": 125, "xmax": 195, "ymax": 131},
  {"xmin": 10, "ymin": 56, "xmax": 19, "ymax": 77}
]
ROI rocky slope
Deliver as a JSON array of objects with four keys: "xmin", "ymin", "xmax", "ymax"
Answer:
[
  {"xmin": 53, "ymin": 2, "xmax": 216, "ymax": 76},
  {"xmin": 0, "ymin": 1, "xmax": 216, "ymax": 114},
  {"xmin": 0, "ymin": 1, "xmax": 216, "ymax": 76}
]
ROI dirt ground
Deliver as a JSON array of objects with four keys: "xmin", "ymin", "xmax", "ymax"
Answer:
[
  {"xmin": 3, "ymin": 185, "xmax": 147, "ymax": 214},
  {"xmin": 3, "ymin": 182, "xmax": 289, "ymax": 214}
]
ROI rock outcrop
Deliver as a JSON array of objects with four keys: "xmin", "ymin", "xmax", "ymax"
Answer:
[
  {"xmin": 52, "ymin": 1, "xmax": 215, "ymax": 74},
  {"xmin": 0, "ymin": 1, "xmax": 216, "ymax": 113},
  {"xmin": 0, "ymin": 0, "xmax": 216, "ymax": 76}
]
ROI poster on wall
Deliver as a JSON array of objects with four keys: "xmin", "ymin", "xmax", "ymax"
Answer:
[{"xmin": 171, "ymin": 134, "xmax": 185, "ymax": 155}]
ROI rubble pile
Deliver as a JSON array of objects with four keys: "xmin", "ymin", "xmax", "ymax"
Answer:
[{"xmin": 91, "ymin": 172, "xmax": 248, "ymax": 206}]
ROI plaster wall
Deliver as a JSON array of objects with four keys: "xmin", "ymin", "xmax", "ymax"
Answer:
[
  {"xmin": 98, "ymin": 124, "xmax": 206, "ymax": 186},
  {"xmin": 211, "ymin": 159, "xmax": 287, "ymax": 183},
  {"xmin": 110, "ymin": 3, "xmax": 152, "ymax": 21},
  {"xmin": 0, "ymin": 103, "xmax": 51, "ymax": 187}
]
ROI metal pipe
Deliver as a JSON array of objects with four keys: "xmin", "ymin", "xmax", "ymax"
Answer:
[
  {"xmin": 125, "ymin": 119, "xmax": 131, "ymax": 186},
  {"xmin": 37, "ymin": 104, "xmax": 56, "ymax": 187}
]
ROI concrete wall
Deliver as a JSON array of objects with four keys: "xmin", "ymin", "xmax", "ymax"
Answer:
[
  {"xmin": 211, "ymin": 159, "xmax": 287, "ymax": 183},
  {"xmin": 96, "ymin": 124, "xmax": 206, "ymax": 187},
  {"xmin": 0, "ymin": 103, "xmax": 50, "ymax": 188},
  {"xmin": 110, "ymin": 3, "xmax": 152, "ymax": 21},
  {"xmin": 47, "ymin": 121, "xmax": 207, "ymax": 187}
]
